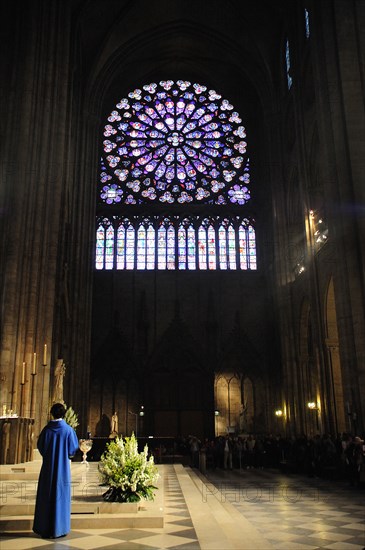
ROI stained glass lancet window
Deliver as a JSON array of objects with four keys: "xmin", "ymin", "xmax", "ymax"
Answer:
[
  {"xmin": 304, "ymin": 8, "xmax": 310, "ymax": 38},
  {"xmin": 187, "ymin": 224, "xmax": 196, "ymax": 269},
  {"xmin": 137, "ymin": 225, "xmax": 146, "ymax": 269},
  {"xmin": 285, "ymin": 39, "xmax": 293, "ymax": 90},
  {"xmin": 178, "ymin": 222, "xmax": 187, "ymax": 270},
  {"xmin": 198, "ymin": 224, "xmax": 207, "ymax": 270},
  {"xmin": 96, "ymin": 220, "xmax": 107, "ymax": 270},
  {"xmin": 95, "ymin": 80, "xmax": 257, "ymax": 270},
  {"xmin": 116, "ymin": 224, "xmax": 125, "ymax": 269},
  {"xmin": 102, "ymin": 222, "xmax": 114, "ymax": 270},
  {"xmin": 228, "ymin": 225, "xmax": 236, "ymax": 269},
  {"xmin": 96, "ymin": 216, "xmax": 257, "ymax": 270},
  {"xmin": 219, "ymin": 223, "xmax": 228, "ymax": 270},
  {"xmin": 167, "ymin": 224, "xmax": 175, "ymax": 270},
  {"xmin": 126, "ymin": 224, "xmax": 135, "ymax": 269},
  {"xmin": 146, "ymin": 225, "xmax": 155, "ymax": 269},
  {"xmin": 207, "ymin": 224, "xmax": 216, "ymax": 270},
  {"xmin": 158, "ymin": 223, "xmax": 167, "ymax": 270}
]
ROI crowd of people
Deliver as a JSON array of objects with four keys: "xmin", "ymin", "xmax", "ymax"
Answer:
[{"xmin": 188, "ymin": 432, "xmax": 365, "ymax": 486}]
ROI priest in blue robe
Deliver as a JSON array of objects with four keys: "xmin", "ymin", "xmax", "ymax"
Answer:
[{"xmin": 33, "ymin": 402, "xmax": 79, "ymax": 539}]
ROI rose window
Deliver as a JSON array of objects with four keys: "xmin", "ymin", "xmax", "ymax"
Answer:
[
  {"xmin": 99, "ymin": 80, "xmax": 251, "ymax": 205},
  {"xmin": 96, "ymin": 80, "xmax": 257, "ymax": 271}
]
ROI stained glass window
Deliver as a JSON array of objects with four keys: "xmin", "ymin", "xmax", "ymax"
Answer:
[
  {"xmin": 248, "ymin": 225, "xmax": 257, "ymax": 269},
  {"xmin": 207, "ymin": 224, "xmax": 216, "ymax": 270},
  {"xmin": 228, "ymin": 225, "xmax": 236, "ymax": 269},
  {"xmin": 146, "ymin": 225, "xmax": 155, "ymax": 269},
  {"xmin": 304, "ymin": 8, "xmax": 310, "ymax": 38},
  {"xmin": 285, "ymin": 39, "xmax": 293, "ymax": 90},
  {"xmin": 167, "ymin": 224, "xmax": 175, "ymax": 270},
  {"xmin": 96, "ymin": 81, "xmax": 258, "ymax": 271},
  {"xmin": 198, "ymin": 225, "xmax": 207, "ymax": 270},
  {"xmin": 137, "ymin": 225, "xmax": 146, "ymax": 269},
  {"xmin": 126, "ymin": 224, "xmax": 135, "ymax": 269},
  {"xmin": 239, "ymin": 223, "xmax": 247, "ymax": 270},
  {"xmin": 98, "ymin": 80, "xmax": 250, "ymax": 206},
  {"xmin": 116, "ymin": 224, "xmax": 125, "ymax": 269},
  {"xmin": 105, "ymin": 224, "xmax": 114, "ymax": 270},
  {"xmin": 218, "ymin": 224, "xmax": 227, "ymax": 270},
  {"xmin": 97, "ymin": 216, "xmax": 257, "ymax": 270},
  {"xmin": 158, "ymin": 224, "xmax": 167, "ymax": 269},
  {"xmin": 187, "ymin": 224, "xmax": 196, "ymax": 269},
  {"xmin": 96, "ymin": 221, "xmax": 107, "ymax": 270},
  {"xmin": 178, "ymin": 225, "xmax": 186, "ymax": 270}
]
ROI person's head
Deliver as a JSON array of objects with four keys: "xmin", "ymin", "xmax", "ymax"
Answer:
[{"xmin": 50, "ymin": 403, "xmax": 66, "ymax": 419}]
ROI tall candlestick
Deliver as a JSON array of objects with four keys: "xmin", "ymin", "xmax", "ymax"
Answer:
[
  {"xmin": 30, "ymin": 359, "xmax": 37, "ymax": 419},
  {"xmin": 21, "ymin": 362, "xmax": 26, "ymax": 385},
  {"xmin": 43, "ymin": 344, "xmax": 47, "ymax": 365}
]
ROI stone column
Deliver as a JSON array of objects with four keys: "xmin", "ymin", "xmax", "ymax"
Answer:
[
  {"xmin": 0, "ymin": 1, "xmax": 73, "ymax": 437},
  {"xmin": 311, "ymin": 0, "xmax": 365, "ymax": 432}
]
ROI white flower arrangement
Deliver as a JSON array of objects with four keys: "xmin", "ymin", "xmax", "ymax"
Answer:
[
  {"xmin": 64, "ymin": 404, "xmax": 79, "ymax": 430},
  {"xmin": 98, "ymin": 433, "xmax": 159, "ymax": 502}
]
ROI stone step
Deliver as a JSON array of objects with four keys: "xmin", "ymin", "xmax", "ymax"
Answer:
[
  {"xmin": 0, "ymin": 461, "xmax": 165, "ymax": 532},
  {"xmin": 0, "ymin": 461, "xmax": 86, "ymax": 480},
  {"xmin": 1, "ymin": 502, "xmax": 99, "ymax": 516},
  {"xmin": 1, "ymin": 512, "xmax": 164, "ymax": 532}
]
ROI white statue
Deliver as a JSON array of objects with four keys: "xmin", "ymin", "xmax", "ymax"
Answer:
[
  {"xmin": 110, "ymin": 411, "xmax": 119, "ymax": 437},
  {"xmin": 53, "ymin": 359, "xmax": 66, "ymax": 404}
]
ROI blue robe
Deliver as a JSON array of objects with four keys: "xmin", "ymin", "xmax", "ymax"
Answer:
[{"xmin": 33, "ymin": 419, "xmax": 79, "ymax": 538}]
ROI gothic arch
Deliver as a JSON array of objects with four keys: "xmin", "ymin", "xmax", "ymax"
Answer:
[
  {"xmin": 144, "ymin": 314, "xmax": 212, "ymax": 438},
  {"xmin": 84, "ymin": 14, "xmax": 274, "ymax": 117},
  {"xmin": 89, "ymin": 325, "xmax": 139, "ymax": 436},
  {"xmin": 325, "ymin": 276, "xmax": 346, "ymax": 432},
  {"xmin": 214, "ymin": 315, "xmax": 265, "ymax": 434},
  {"xmin": 215, "ymin": 373, "xmax": 241, "ymax": 435},
  {"xmin": 298, "ymin": 298, "xmax": 321, "ymax": 435},
  {"xmin": 80, "ymin": 5, "xmax": 293, "ymax": 440},
  {"xmin": 217, "ymin": 318, "xmax": 263, "ymax": 379}
]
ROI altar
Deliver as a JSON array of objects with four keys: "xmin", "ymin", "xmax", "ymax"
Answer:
[
  {"xmin": 86, "ymin": 436, "xmax": 190, "ymax": 464},
  {"xmin": 0, "ymin": 417, "xmax": 35, "ymax": 464}
]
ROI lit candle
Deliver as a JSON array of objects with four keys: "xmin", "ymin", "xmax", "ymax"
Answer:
[
  {"xmin": 21, "ymin": 362, "xmax": 26, "ymax": 385},
  {"xmin": 32, "ymin": 352, "xmax": 37, "ymax": 375},
  {"xmin": 43, "ymin": 344, "xmax": 47, "ymax": 365}
]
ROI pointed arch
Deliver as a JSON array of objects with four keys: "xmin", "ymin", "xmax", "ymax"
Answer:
[
  {"xmin": 325, "ymin": 276, "xmax": 346, "ymax": 432},
  {"xmin": 144, "ymin": 314, "xmax": 211, "ymax": 438},
  {"xmin": 298, "ymin": 298, "xmax": 322, "ymax": 435}
]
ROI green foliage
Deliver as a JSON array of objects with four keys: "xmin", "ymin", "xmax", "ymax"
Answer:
[
  {"xmin": 64, "ymin": 405, "xmax": 79, "ymax": 430},
  {"xmin": 98, "ymin": 433, "xmax": 159, "ymax": 503}
]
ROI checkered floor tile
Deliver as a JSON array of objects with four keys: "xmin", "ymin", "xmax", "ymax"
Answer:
[
  {"xmin": 203, "ymin": 468, "xmax": 365, "ymax": 549},
  {"xmin": 0, "ymin": 465, "xmax": 200, "ymax": 550},
  {"xmin": 1, "ymin": 465, "xmax": 364, "ymax": 549}
]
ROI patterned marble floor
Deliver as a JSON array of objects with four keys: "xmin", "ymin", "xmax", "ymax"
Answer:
[
  {"xmin": 202, "ymin": 467, "xmax": 365, "ymax": 550},
  {"xmin": 1, "ymin": 465, "xmax": 200, "ymax": 550},
  {"xmin": 1, "ymin": 464, "xmax": 364, "ymax": 549}
]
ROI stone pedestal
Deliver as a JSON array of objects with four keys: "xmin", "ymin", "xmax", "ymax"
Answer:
[
  {"xmin": 0, "ymin": 418, "xmax": 35, "ymax": 464},
  {"xmin": 97, "ymin": 502, "xmax": 139, "ymax": 514}
]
